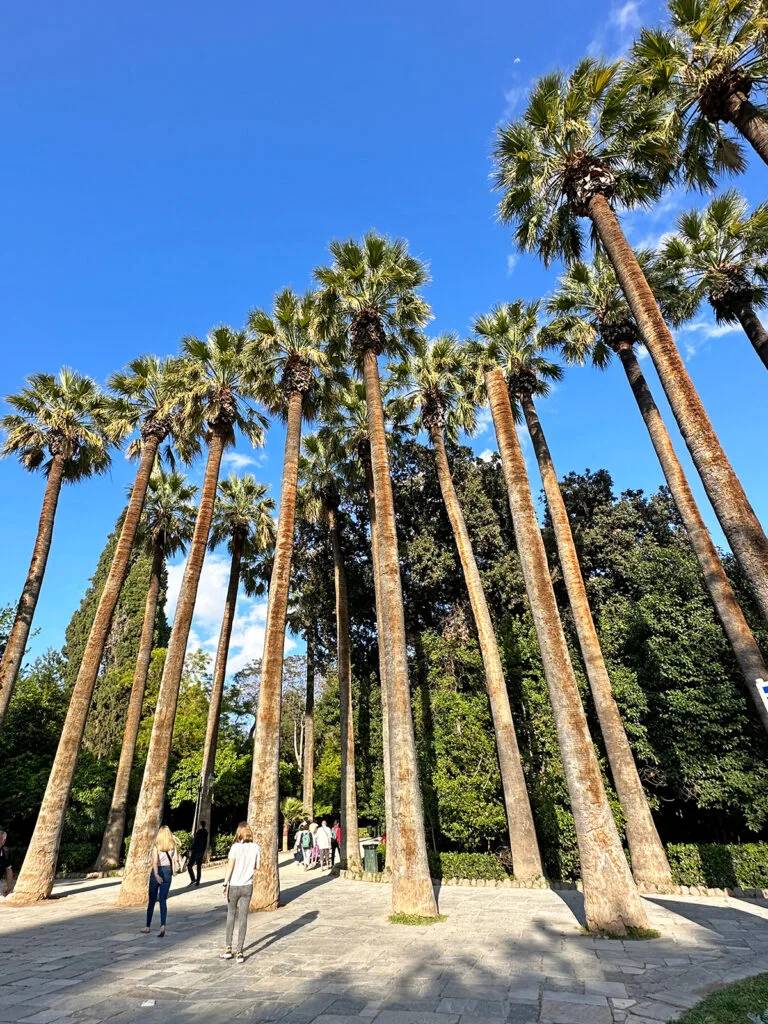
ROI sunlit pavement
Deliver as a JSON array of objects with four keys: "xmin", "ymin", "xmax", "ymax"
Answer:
[{"xmin": 1, "ymin": 855, "xmax": 768, "ymax": 1023}]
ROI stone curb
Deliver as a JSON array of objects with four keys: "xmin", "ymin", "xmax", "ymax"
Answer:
[{"xmin": 335, "ymin": 869, "xmax": 768, "ymax": 898}]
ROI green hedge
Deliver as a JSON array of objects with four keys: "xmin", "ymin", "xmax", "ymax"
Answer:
[
  {"xmin": 667, "ymin": 843, "xmax": 768, "ymax": 889},
  {"xmin": 57, "ymin": 844, "xmax": 95, "ymax": 874},
  {"xmin": 211, "ymin": 833, "xmax": 234, "ymax": 859},
  {"xmin": 427, "ymin": 851, "xmax": 509, "ymax": 880}
]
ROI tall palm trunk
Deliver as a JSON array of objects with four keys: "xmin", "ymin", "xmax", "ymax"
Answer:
[
  {"xmin": 327, "ymin": 504, "xmax": 362, "ymax": 871},
  {"xmin": 520, "ymin": 394, "xmax": 671, "ymax": 885},
  {"xmin": 0, "ymin": 453, "xmax": 66, "ymax": 727},
  {"xmin": 361, "ymin": 348, "xmax": 437, "ymax": 917},
  {"xmin": 118, "ymin": 431, "xmax": 225, "ymax": 906},
  {"xmin": 486, "ymin": 367, "xmax": 648, "ymax": 934},
  {"xmin": 12, "ymin": 435, "xmax": 162, "ymax": 903},
  {"xmin": 197, "ymin": 534, "xmax": 244, "ymax": 840},
  {"xmin": 302, "ymin": 631, "xmax": 315, "ymax": 816},
  {"xmin": 730, "ymin": 300, "xmax": 768, "ymax": 371},
  {"xmin": 282, "ymin": 818, "xmax": 290, "ymax": 853},
  {"xmin": 93, "ymin": 541, "xmax": 164, "ymax": 872},
  {"xmin": 248, "ymin": 392, "xmax": 303, "ymax": 911},
  {"xmin": 589, "ymin": 193, "xmax": 768, "ymax": 626},
  {"xmin": 615, "ymin": 340, "xmax": 768, "ymax": 733},
  {"xmin": 429, "ymin": 425, "xmax": 543, "ymax": 881},
  {"xmin": 364, "ymin": 460, "xmax": 394, "ymax": 868},
  {"xmin": 724, "ymin": 91, "xmax": 768, "ymax": 167}
]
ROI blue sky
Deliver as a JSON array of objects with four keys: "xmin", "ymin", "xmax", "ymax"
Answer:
[{"xmin": 2, "ymin": 0, "xmax": 767, "ymax": 671}]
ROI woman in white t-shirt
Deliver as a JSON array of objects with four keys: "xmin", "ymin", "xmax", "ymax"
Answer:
[{"xmin": 220, "ymin": 822, "xmax": 261, "ymax": 963}]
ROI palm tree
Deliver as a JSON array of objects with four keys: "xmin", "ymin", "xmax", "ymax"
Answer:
[
  {"xmin": 280, "ymin": 796, "xmax": 304, "ymax": 853},
  {"xmin": 94, "ymin": 468, "xmax": 198, "ymax": 872},
  {"xmin": 547, "ymin": 254, "xmax": 768, "ymax": 734},
  {"xmin": 327, "ymin": 380, "xmax": 413, "ymax": 867},
  {"xmin": 659, "ymin": 189, "xmax": 768, "ymax": 370},
  {"xmin": 245, "ymin": 288, "xmax": 329, "ymax": 912},
  {"xmin": 628, "ymin": 0, "xmax": 768, "ymax": 181},
  {"xmin": 196, "ymin": 473, "xmax": 276, "ymax": 837},
  {"xmin": 0, "ymin": 369, "xmax": 116, "ymax": 728},
  {"xmin": 469, "ymin": 332, "xmax": 649, "ymax": 935},
  {"xmin": 390, "ymin": 334, "xmax": 544, "ymax": 881},
  {"xmin": 475, "ymin": 303, "xmax": 673, "ymax": 885},
  {"xmin": 493, "ymin": 58, "xmax": 768, "ymax": 627},
  {"xmin": 303, "ymin": 625, "xmax": 316, "ymax": 818},
  {"xmin": 118, "ymin": 328, "xmax": 266, "ymax": 906},
  {"xmin": 299, "ymin": 429, "xmax": 362, "ymax": 871},
  {"xmin": 10, "ymin": 358, "xmax": 182, "ymax": 903},
  {"xmin": 315, "ymin": 231, "xmax": 438, "ymax": 917}
]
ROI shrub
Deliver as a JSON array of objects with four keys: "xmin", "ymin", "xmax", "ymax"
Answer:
[
  {"xmin": 173, "ymin": 829, "xmax": 192, "ymax": 856},
  {"xmin": 667, "ymin": 843, "xmax": 768, "ymax": 889},
  {"xmin": 427, "ymin": 851, "xmax": 508, "ymax": 880},
  {"xmin": 57, "ymin": 843, "xmax": 95, "ymax": 874},
  {"xmin": 212, "ymin": 833, "xmax": 234, "ymax": 859}
]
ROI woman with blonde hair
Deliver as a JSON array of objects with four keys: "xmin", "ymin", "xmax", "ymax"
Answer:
[
  {"xmin": 141, "ymin": 825, "xmax": 177, "ymax": 937},
  {"xmin": 220, "ymin": 821, "xmax": 261, "ymax": 963}
]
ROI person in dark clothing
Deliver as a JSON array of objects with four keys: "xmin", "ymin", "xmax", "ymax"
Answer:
[
  {"xmin": 0, "ymin": 829, "xmax": 13, "ymax": 896},
  {"xmin": 187, "ymin": 821, "xmax": 208, "ymax": 886}
]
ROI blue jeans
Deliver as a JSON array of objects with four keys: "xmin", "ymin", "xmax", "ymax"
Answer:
[{"xmin": 146, "ymin": 866, "xmax": 172, "ymax": 927}]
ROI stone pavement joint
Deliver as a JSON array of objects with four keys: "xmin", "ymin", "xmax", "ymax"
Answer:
[{"xmin": 1, "ymin": 856, "xmax": 767, "ymax": 1023}]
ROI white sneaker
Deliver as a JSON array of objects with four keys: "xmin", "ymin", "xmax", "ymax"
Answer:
[{"xmin": 219, "ymin": 949, "xmax": 233, "ymax": 960}]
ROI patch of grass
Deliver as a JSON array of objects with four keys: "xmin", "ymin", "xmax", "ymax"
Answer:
[
  {"xmin": 677, "ymin": 972, "xmax": 768, "ymax": 1023},
  {"xmin": 580, "ymin": 925, "xmax": 661, "ymax": 939},
  {"xmin": 388, "ymin": 913, "xmax": 447, "ymax": 926}
]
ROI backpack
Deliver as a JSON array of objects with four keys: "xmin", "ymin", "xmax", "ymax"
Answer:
[{"xmin": 301, "ymin": 830, "xmax": 312, "ymax": 849}]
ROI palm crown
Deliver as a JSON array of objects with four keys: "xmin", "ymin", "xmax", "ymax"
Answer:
[
  {"xmin": 628, "ymin": 0, "xmax": 768, "ymax": 188},
  {"xmin": 107, "ymin": 355, "xmax": 181, "ymax": 461},
  {"xmin": 135, "ymin": 467, "xmax": 199, "ymax": 559},
  {"xmin": 298, "ymin": 429, "xmax": 350, "ymax": 519},
  {"xmin": 472, "ymin": 301, "xmax": 563, "ymax": 407},
  {"xmin": 389, "ymin": 334, "xmax": 478, "ymax": 442},
  {"xmin": 209, "ymin": 473, "xmax": 277, "ymax": 561},
  {"xmin": 545, "ymin": 251, "xmax": 651, "ymax": 367},
  {"xmin": 493, "ymin": 58, "xmax": 673, "ymax": 266},
  {"xmin": 658, "ymin": 188, "xmax": 768, "ymax": 324},
  {"xmin": 247, "ymin": 289, "xmax": 332, "ymax": 423},
  {"xmin": 172, "ymin": 327, "xmax": 267, "ymax": 461},
  {"xmin": 1, "ymin": 367, "xmax": 121, "ymax": 480},
  {"xmin": 314, "ymin": 231, "xmax": 431, "ymax": 359},
  {"xmin": 325, "ymin": 379, "xmax": 414, "ymax": 469}
]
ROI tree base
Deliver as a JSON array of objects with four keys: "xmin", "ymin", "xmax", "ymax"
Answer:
[{"xmin": 391, "ymin": 875, "xmax": 438, "ymax": 918}]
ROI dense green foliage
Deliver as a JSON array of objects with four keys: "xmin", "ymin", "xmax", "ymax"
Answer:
[
  {"xmin": 427, "ymin": 851, "xmax": 509, "ymax": 880},
  {"xmin": 3, "ymin": 441, "xmax": 767, "ymax": 877},
  {"xmin": 668, "ymin": 843, "xmax": 768, "ymax": 889}
]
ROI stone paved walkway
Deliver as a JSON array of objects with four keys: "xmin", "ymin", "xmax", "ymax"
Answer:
[{"xmin": 2, "ymin": 855, "xmax": 768, "ymax": 1024}]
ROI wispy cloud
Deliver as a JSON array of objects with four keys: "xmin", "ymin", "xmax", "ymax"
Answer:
[
  {"xmin": 165, "ymin": 552, "xmax": 295, "ymax": 677},
  {"xmin": 588, "ymin": 0, "xmax": 643, "ymax": 59},
  {"xmin": 478, "ymin": 448, "xmax": 496, "ymax": 463},
  {"xmin": 675, "ymin": 319, "xmax": 741, "ymax": 360},
  {"xmin": 221, "ymin": 450, "xmax": 266, "ymax": 471},
  {"xmin": 507, "ymin": 253, "xmax": 520, "ymax": 275},
  {"xmin": 476, "ymin": 407, "xmax": 493, "ymax": 435}
]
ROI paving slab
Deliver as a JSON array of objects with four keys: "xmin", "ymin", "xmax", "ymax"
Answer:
[{"xmin": 1, "ymin": 859, "xmax": 767, "ymax": 1024}]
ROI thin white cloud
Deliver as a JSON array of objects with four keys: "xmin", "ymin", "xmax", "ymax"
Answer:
[
  {"xmin": 513, "ymin": 57, "xmax": 521, "ymax": 64},
  {"xmin": 478, "ymin": 449, "xmax": 496, "ymax": 463},
  {"xmin": 588, "ymin": 0, "xmax": 643, "ymax": 58},
  {"xmin": 221, "ymin": 450, "xmax": 268, "ymax": 471},
  {"xmin": 674, "ymin": 319, "xmax": 741, "ymax": 361},
  {"xmin": 507, "ymin": 253, "xmax": 520, "ymax": 275},
  {"xmin": 476, "ymin": 407, "xmax": 493, "ymax": 435}
]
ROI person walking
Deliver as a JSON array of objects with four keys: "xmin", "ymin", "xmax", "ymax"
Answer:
[
  {"xmin": 295, "ymin": 821, "xmax": 312, "ymax": 870},
  {"xmin": 187, "ymin": 820, "xmax": 209, "ymax": 886},
  {"xmin": 309, "ymin": 821, "xmax": 319, "ymax": 869},
  {"xmin": 141, "ymin": 826, "xmax": 177, "ymax": 937},
  {"xmin": 0, "ymin": 829, "xmax": 14, "ymax": 897},
  {"xmin": 220, "ymin": 822, "xmax": 261, "ymax": 964},
  {"xmin": 316, "ymin": 819, "xmax": 332, "ymax": 869},
  {"xmin": 330, "ymin": 820, "xmax": 341, "ymax": 867}
]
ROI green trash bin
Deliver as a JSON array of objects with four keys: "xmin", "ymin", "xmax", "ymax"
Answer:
[{"xmin": 363, "ymin": 844, "xmax": 379, "ymax": 873}]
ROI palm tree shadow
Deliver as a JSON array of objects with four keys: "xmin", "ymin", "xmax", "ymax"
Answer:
[
  {"xmin": 245, "ymin": 910, "xmax": 319, "ymax": 954},
  {"xmin": 48, "ymin": 878, "xmax": 122, "ymax": 900},
  {"xmin": 551, "ymin": 888, "xmax": 587, "ymax": 928},
  {"xmin": 280, "ymin": 869, "xmax": 337, "ymax": 905}
]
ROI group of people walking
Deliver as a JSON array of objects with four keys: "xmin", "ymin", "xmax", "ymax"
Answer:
[
  {"xmin": 294, "ymin": 818, "xmax": 341, "ymax": 870},
  {"xmin": 142, "ymin": 820, "xmax": 261, "ymax": 963}
]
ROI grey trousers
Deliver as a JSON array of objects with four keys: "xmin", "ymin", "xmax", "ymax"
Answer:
[{"xmin": 225, "ymin": 884, "xmax": 252, "ymax": 951}]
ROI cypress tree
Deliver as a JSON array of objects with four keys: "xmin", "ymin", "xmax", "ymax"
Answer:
[{"xmin": 62, "ymin": 510, "xmax": 170, "ymax": 757}]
